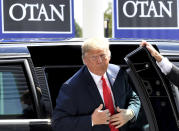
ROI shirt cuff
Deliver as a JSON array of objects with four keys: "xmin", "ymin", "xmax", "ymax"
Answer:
[
  {"xmin": 156, "ymin": 57, "xmax": 172, "ymax": 75},
  {"xmin": 92, "ymin": 120, "xmax": 94, "ymax": 127},
  {"xmin": 127, "ymin": 109, "xmax": 135, "ymax": 120}
]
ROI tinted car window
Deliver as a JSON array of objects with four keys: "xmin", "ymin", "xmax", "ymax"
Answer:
[{"xmin": 0, "ymin": 64, "xmax": 37, "ymax": 119}]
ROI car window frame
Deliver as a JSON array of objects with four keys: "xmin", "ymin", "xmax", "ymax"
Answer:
[{"xmin": 0, "ymin": 58, "xmax": 41, "ymax": 119}]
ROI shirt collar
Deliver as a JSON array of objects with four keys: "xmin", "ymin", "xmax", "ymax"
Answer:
[{"xmin": 88, "ymin": 69, "xmax": 107, "ymax": 85}]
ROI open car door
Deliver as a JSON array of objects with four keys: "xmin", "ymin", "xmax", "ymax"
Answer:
[{"xmin": 124, "ymin": 46, "xmax": 179, "ymax": 131}]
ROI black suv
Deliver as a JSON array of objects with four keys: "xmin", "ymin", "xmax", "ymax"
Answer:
[{"xmin": 0, "ymin": 39, "xmax": 178, "ymax": 131}]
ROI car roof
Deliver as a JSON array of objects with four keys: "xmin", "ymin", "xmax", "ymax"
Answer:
[{"xmin": 0, "ymin": 38, "xmax": 178, "ymax": 58}]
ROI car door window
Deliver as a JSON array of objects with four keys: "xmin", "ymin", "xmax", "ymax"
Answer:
[
  {"xmin": 124, "ymin": 47, "xmax": 179, "ymax": 131},
  {"xmin": 0, "ymin": 63, "xmax": 37, "ymax": 119}
]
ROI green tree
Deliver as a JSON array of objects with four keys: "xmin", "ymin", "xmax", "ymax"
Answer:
[
  {"xmin": 75, "ymin": 20, "xmax": 82, "ymax": 37},
  {"xmin": 104, "ymin": 2, "xmax": 112, "ymax": 38}
]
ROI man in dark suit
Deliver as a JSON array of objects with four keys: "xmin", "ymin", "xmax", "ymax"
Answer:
[
  {"xmin": 141, "ymin": 41, "xmax": 179, "ymax": 87},
  {"xmin": 52, "ymin": 38, "xmax": 141, "ymax": 131}
]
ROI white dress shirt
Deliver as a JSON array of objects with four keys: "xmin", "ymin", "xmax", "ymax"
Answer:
[
  {"xmin": 89, "ymin": 71, "xmax": 116, "ymax": 108},
  {"xmin": 156, "ymin": 57, "xmax": 172, "ymax": 75}
]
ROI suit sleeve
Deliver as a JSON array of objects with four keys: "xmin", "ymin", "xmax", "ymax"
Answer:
[
  {"xmin": 124, "ymin": 70, "xmax": 141, "ymax": 122},
  {"xmin": 52, "ymin": 84, "xmax": 92, "ymax": 131},
  {"xmin": 167, "ymin": 64, "xmax": 179, "ymax": 87}
]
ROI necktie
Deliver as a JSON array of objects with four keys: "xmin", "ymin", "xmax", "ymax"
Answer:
[{"xmin": 101, "ymin": 76, "xmax": 118, "ymax": 131}]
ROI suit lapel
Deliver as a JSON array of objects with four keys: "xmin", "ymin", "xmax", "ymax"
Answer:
[
  {"xmin": 107, "ymin": 65, "xmax": 122, "ymax": 108},
  {"xmin": 83, "ymin": 66, "xmax": 104, "ymax": 108},
  {"xmin": 82, "ymin": 65, "xmax": 122, "ymax": 109},
  {"xmin": 106, "ymin": 71, "xmax": 116, "ymax": 87}
]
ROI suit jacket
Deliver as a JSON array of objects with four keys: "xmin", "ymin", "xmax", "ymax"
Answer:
[
  {"xmin": 52, "ymin": 64, "xmax": 141, "ymax": 131},
  {"xmin": 167, "ymin": 64, "xmax": 179, "ymax": 87}
]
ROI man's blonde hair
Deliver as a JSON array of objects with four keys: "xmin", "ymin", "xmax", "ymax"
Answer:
[{"xmin": 81, "ymin": 37, "xmax": 111, "ymax": 59}]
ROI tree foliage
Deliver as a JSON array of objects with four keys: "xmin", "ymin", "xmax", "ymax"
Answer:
[
  {"xmin": 104, "ymin": 2, "xmax": 112, "ymax": 38},
  {"xmin": 75, "ymin": 20, "xmax": 82, "ymax": 37}
]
